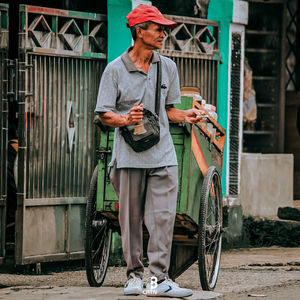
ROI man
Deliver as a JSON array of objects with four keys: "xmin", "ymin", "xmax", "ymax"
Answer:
[{"xmin": 95, "ymin": 4, "xmax": 204, "ymax": 297}]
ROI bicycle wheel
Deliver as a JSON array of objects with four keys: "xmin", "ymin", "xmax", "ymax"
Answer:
[
  {"xmin": 85, "ymin": 166, "xmax": 112, "ymax": 287},
  {"xmin": 198, "ymin": 166, "xmax": 223, "ymax": 291}
]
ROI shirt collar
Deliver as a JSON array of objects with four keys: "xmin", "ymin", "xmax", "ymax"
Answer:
[{"xmin": 121, "ymin": 47, "xmax": 160, "ymax": 73}]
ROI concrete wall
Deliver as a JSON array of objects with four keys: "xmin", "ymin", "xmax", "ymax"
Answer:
[{"xmin": 240, "ymin": 153, "xmax": 294, "ymax": 218}]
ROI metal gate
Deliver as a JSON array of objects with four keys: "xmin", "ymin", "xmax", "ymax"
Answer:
[
  {"xmin": 158, "ymin": 15, "xmax": 220, "ymax": 106},
  {"xmin": 0, "ymin": 3, "xmax": 8, "ymax": 264},
  {"xmin": 14, "ymin": 5, "xmax": 107, "ymax": 264}
]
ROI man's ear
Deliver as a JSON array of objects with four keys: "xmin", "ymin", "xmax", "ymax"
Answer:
[{"xmin": 136, "ymin": 27, "xmax": 143, "ymax": 39}]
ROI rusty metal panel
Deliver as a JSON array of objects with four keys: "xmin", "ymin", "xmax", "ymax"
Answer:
[
  {"xmin": 0, "ymin": 3, "xmax": 9, "ymax": 263},
  {"xmin": 15, "ymin": 5, "xmax": 106, "ymax": 265},
  {"xmin": 158, "ymin": 15, "xmax": 220, "ymax": 106},
  {"xmin": 22, "ymin": 200, "xmax": 87, "ymax": 257}
]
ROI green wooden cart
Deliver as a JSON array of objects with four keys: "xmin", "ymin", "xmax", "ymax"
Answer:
[{"xmin": 84, "ymin": 96, "xmax": 226, "ymax": 291}]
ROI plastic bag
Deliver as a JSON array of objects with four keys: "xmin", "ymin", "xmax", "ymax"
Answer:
[{"xmin": 243, "ymin": 58, "xmax": 257, "ymax": 129}]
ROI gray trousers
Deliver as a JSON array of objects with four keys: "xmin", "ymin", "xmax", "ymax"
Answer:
[{"xmin": 110, "ymin": 165, "xmax": 178, "ymax": 281}]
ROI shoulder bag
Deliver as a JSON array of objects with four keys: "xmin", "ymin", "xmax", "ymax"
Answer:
[{"xmin": 120, "ymin": 58, "xmax": 162, "ymax": 152}]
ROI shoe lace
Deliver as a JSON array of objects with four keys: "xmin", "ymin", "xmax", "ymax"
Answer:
[
  {"xmin": 165, "ymin": 278, "xmax": 179, "ymax": 287},
  {"xmin": 125, "ymin": 275, "xmax": 140, "ymax": 287}
]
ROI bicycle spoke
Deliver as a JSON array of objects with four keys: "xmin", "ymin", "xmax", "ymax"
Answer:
[
  {"xmin": 206, "ymin": 227, "xmax": 220, "ymax": 248},
  {"xmin": 90, "ymin": 224, "xmax": 106, "ymax": 249},
  {"xmin": 92, "ymin": 229, "xmax": 106, "ymax": 260}
]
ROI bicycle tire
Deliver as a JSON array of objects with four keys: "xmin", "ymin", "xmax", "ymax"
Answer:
[
  {"xmin": 198, "ymin": 166, "xmax": 223, "ymax": 290},
  {"xmin": 85, "ymin": 166, "xmax": 112, "ymax": 287}
]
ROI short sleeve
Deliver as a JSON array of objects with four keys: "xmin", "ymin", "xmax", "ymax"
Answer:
[
  {"xmin": 165, "ymin": 63, "xmax": 181, "ymax": 105},
  {"xmin": 94, "ymin": 64, "xmax": 118, "ymax": 113}
]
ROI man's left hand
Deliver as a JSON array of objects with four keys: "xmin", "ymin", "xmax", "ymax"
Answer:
[{"xmin": 184, "ymin": 108, "xmax": 206, "ymax": 124}]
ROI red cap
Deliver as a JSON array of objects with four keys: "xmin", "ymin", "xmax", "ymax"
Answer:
[{"xmin": 126, "ymin": 5, "xmax": 177, "ymax": 29}]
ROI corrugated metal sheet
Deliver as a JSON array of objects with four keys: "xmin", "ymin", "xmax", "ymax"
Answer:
[
  {"xmin": 25, "ymin": 55, "xmax": 105, "ymax": 199},
  {"xmin": 171, "ymin": 56, "xmax": 218, "ymax": 106}
]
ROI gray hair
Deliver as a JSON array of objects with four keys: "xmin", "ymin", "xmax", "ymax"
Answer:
[{"xmin": 130, "ymin": 21, "xmax": 153, "ymax": 40}]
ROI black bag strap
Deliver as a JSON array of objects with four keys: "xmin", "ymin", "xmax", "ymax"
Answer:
[{"xmin": 155, "ymin": 58, "xmax": 162, "ymax": 116}]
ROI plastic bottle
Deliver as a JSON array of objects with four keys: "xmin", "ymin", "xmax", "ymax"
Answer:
[{"xmin": 203, "ymin": 103, "xmax": 218, "ymax": 121}]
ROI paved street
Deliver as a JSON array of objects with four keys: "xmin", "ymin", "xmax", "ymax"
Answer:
[
  {"xmin": 222, "ymin": 283, "xmax": 300, "ymax": 300},
  {"xmin": 0, "ymin": 247, "xmax": 299, "ymax": 299}
]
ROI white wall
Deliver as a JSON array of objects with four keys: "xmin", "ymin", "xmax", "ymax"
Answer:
[{"xmin": 240, "ymin": 153, "xmax": 294, "ymax": 218}]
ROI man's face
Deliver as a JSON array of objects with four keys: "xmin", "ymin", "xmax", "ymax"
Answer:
[{"xmin": 138, "ymin": 23, "xmax": 166, "ymax": 50}]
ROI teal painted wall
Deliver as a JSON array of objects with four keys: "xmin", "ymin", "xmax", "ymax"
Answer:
[
  {"xmin": 107, "ymin": 0, "xmax": 132, "ymax": 63},
  {"xmin": 207, "ymin": 0, "xmax": 233, "ymax": 195}
]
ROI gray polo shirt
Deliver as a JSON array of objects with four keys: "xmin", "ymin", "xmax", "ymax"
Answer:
[{"xmin": 95, "ymin": 48, "xmax": 181, "ymax": 168}]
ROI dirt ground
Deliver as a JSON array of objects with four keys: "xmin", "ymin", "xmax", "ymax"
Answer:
[{"xmin": 0, "ymin": 247, "xmax": 299, "ymax": 299}]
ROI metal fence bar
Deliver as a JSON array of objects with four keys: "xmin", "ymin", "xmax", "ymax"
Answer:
[
  {"xmin": 81, "ymin": 60, "xmax": 88, "ymax": 195},
  {"xmin": 0, "ymin": 3, "xmax": 9, "ymax": 260},
  {"xmin": 0, "ymin": 55, "xmax": 8, "ymax": 258},
  {"xmin": 56, "ymin": 57, "xmax": 62, "ymax": 196}
]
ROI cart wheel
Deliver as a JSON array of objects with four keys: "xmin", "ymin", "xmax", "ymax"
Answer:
[
  {"xmin": 198, "ymin": 166, "xmax": 223, "ymax": 291},
  {"xmin": 85, "ymin": 166, "xmax": 112, "ymax": 287}
]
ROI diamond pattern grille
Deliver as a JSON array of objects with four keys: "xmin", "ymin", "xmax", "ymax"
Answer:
[
  {"xmin": 286, "ymin": 0, "xmax": 299, "ymax": 90},
  {"xmin": 28, "ymin": 15, "xmax": 52, "ymax": 48},
  {"xmin": 89, "ymin": 23, "xmax": 107, "ymax": 53},
  {"xmin": 21, "ymin": 7, "xmax": 107, "ymax": 55},
  {"xmin": 162, "ymin": 17, "xmax": 218, "ymax": 55},
  {"xmin": 59, "ymin": 19, "xmax": 83, "ymax": 51}
]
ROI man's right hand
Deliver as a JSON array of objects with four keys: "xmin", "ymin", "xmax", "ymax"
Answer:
[
  {"xmin": 127, "ymin": 104, "xmax": 144, "ymax": 125},
  {"xmin": 97, "ymin": 104, "xmax": 144, "ymax": 128}
]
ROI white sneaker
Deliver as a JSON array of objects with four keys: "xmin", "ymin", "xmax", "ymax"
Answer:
[
  {"xmin": 124, "ymin": 274, "xmax": 143, "ymax": 295},
  {"xmin": 146, "ymin": 278, "xmax": 193, "ymax": 298}
]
